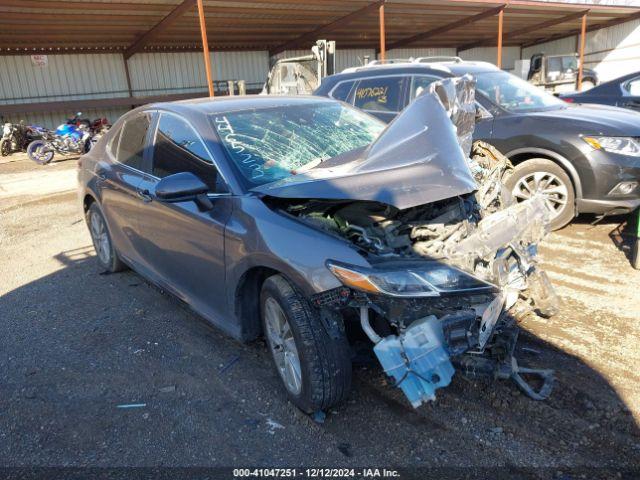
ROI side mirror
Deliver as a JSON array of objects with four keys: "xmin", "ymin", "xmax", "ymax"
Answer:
[{"xmin": 155, "ymin": 172, "xmax": 213, "ymax": 211}]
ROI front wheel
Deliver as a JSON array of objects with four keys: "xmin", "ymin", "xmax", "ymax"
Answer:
[
  {"xmin": 261, "ymin": 275, "xmax": 352, "ymax": 413},
  {"xmin": 0, "ymin": 138, "xmax": 10, "ymax": 157},
  {"xmin": 503, "ymin": 158, "xmax": 576, "ymax": 230},
  {"xmin": 27, "ymin": 140, "xmax": 54, "ymax": 165}
]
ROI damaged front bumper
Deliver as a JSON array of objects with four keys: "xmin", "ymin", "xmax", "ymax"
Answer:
[{"xmin": 312, "ymin": 194, "xmax": 559, "ymax": 409}]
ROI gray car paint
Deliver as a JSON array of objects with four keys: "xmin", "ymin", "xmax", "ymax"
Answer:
[
  {"xmin": 252, "ymin": 92, "xmax": 478, "ymax": 210},
  {"xmin": 82, "ymin": 96, "xmax": 442, "ymax": 341}
]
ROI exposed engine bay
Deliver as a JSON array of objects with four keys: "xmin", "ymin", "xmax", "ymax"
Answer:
[{"xmin": 274, "ymin": 141, "xmax": 558, "ymax": 406}]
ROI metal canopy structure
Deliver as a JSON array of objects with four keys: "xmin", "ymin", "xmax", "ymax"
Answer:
[{"xmin": 1, "ymin": 0, "xmax": 639, "ymax": 56}]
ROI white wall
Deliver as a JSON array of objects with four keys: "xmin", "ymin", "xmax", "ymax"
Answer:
[
  {"xmin": 459, "ymin": 46, "xmax": 521, "ymax": 70},
  {"xmin": 128, "ymin": 50, "xmax": 269, "ymax": 96},
  {"xmin": 0, "ymin": 51, "xmax": 269, "ymax": 128},
  {"xmin": 385, "ymin": 47, "xmax": 457, "ymax": 61}
]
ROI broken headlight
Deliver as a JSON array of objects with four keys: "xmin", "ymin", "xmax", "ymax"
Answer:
[
  {"xmin": 327, "ymin": 261, "xmax": 496, "ymax": 298},
  {"xmin": 583, "ymin": 136, "xmax": 640, "ymax": 157}
]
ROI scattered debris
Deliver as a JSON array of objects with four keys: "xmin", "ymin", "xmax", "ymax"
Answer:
[
  {"xmin": 159, "ymin": 385, "xmax": 176, "ymax": 393},
  {"xmin": 522, "ymin": 347, "xmax": 542, "ymax": 356},
  {"xmin": 218, "ymin": 355, "xmax": 240, "ymax": 374},
  {"xmin": 116, "ymin": 403, "xmax": 146, "ymax": 409},
  {"xmin": 311, "ymin": 411, "xmax": 326, "ymax": 424},
  {"xmin": 266, "ymin": 418, "xmax": 285, "ymax": 435}
]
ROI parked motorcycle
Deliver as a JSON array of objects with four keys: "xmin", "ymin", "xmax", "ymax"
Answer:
[
  {"xmin": 1, "ymin": 121, "xmax": 45, "ymax": 157},
  {"xmin": 27, "ymin": 112, "xmax": 110, "ymax": 165}
]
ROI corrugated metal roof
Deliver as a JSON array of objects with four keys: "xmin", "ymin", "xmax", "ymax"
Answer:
[{"xmin": 0, "ymin": 0, "xmax": 638, "ymax": 55}]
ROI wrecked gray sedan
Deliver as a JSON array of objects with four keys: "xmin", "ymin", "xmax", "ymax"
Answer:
[{"xmin": 79, "ymin": 80, "xmax": 557, "ymax": 413}]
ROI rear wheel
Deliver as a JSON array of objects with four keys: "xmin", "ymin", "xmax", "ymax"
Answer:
[
  {"xmin": 27, "ymin": 140, "xmax": 54, "ymax": 165},
  {"xmin": 87, "ymin": 203, "xmax": 125, "ymax": 273},
  {"xmin": 261, "ymin": 275, "xmax": 352, "ymax": 413},
  {"xmin": 503, "ymin": 158, "xmax": 575, "ymax": 230}
]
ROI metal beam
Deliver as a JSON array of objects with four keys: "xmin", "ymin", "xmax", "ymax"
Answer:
[
  {"xmin": 460, "ymin": 9, "xmax": 589, "ymax": 50},
  {"xmin": 496, "ymin": 8, "xmax": 503, "ymax": 68},
  {"xmin": 124, "ymin": 0, "xmax": 196, "ymax": 59},
  {"xmin": 578, "ymin": 13, "xmax": 587, "ymax": 91},
  {"xmin": 379, "ymin": 3, "xmax": 386, "ymax": 62},
  {"xmin": 270, "ymin": 0, "xmax": 385, "ymax": 55},
  {"xmin": 196, "ymin": 0, "xmax": 214, "ymax": 97},
  {"xmin": 385, "ymin": 4, "xmax": 505, "ymax": 52},
  {"xmin": 522, "ymin": 10, "xmax": 640, "ymax": 48}
]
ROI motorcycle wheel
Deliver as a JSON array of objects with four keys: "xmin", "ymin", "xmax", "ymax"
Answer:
[
  {"xmin": 0, "ymin": 139, "xmax": 10, "ymax": 157},
  {"xmin": 27, "ymin": 140, "xmax": 54, "ymax": 165}
]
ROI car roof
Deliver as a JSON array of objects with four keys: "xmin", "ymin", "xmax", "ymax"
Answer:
[
  {"xmin": 146, "ymin": 94, "xmax": 338, "ymax": 116},
  {"xmin": 318, "ymin": 60, "xmax": 500, "ymax": 90}
]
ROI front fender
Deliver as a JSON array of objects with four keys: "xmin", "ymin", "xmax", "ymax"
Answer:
[{"xmin": 224, "ymin": 196, "xmax": 371, "ymax": 309}]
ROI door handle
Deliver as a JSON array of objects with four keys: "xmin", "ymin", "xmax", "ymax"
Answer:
[{"xmin": 136, "ymin": 188, "xmax": 153, "ymax": 203}]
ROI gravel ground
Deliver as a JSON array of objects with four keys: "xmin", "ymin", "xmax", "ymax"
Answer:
[{"xmin": 1, "ymin": 154, "xmax": 639, "ymax": 477}]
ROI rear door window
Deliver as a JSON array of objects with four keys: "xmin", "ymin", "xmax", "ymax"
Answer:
[
  {"xmin": 117, "ymin": 113, "xmax": 152, "ymax": 171},
  {"xmin": 330, "ymin": 80, "xmax": 356, "ymax": 103},
  {"xmin": 152, "ymin": 113, "xmax": 225, "ymax": 193},
  {"xmin": 411, "ymin": 75, "xmax": 440, "ymax": 100},
  {"xmin": 107, "ymin": 127, "xmax": 121, "ymax": 158},
  {"xmin": 353, "ymin": 76, "xmax": 407, "ymax": 113}
]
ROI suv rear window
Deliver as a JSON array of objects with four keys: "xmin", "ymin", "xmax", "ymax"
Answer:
[
  {"xmin": 353, "ymin": 77, "xmax": 406, "ymax": 113},
  {"xmin": 330, "ymin": 80, "xmax": 356, "ymax": 103}
]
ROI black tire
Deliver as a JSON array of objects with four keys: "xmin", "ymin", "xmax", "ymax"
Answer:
[
  {"xmin": 503, "ymin": 158, "xmax": 576, "ymax": 230},
  {"xmin": 0, "ymin": 139, "xmax": 10, "ymax": 157},
  {"xmin": 260, "ymin": 275, "xmax": 352, "ymax": 413},
  {"xmin": 87, "ymin": 203, "xmax": 126, "ymax": 273}
]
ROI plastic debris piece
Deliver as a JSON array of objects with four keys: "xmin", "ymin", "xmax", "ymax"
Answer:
[
  {"xmin": 117, "ymin": 403, "xmax": 146, "ymax": 409},
  {"xmin": 218, "ymin": 355, "xmax": 240, "ymax": 374},
  {"xmin": 373, "ymin": 315, "xmax": 455, "ymax": 408},
  {"xmin": 266, "ymin": 418, "xmax": 285, "ymax": 434},
  {"xmin": 159, "ymin": 385, "xmax": 176, "ymax": 393},
  {"xmin": 311, "ymin": 411, "xmax": 326, "ymax": 424}
]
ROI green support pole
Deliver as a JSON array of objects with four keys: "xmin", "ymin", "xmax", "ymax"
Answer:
[{"xmin": 633, "ymin": 208, "xmax": 640, "ymax": 269}]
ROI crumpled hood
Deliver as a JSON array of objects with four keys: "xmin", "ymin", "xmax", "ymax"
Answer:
[
  {"xmin": 530, "ymin": 103, "xmax": 640, "ymax": 136},
  {"xmin": 252, "ymin": 88, "xmax": 478, "ymax": 210}
]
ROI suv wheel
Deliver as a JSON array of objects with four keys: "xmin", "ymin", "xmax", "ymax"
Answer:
[
  {"xmin": 503, "ymin": 158, "xmax": 575, "ymax": 230},
  {"xmin": 260, "ymin": 274, "xmax": 351, "ymax": 413},
  {"xmin": 87, "ymin": 203, "xmax": 126, "ymax": 273}
]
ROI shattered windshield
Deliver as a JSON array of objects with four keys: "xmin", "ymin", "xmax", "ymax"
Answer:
[
  {"xmin": 476, "ymin": 71, "xmax": 565, "ymax": 112},
  {"xmin": 211, "ymin": 102, "xmax": 385, "ymax": 187}
]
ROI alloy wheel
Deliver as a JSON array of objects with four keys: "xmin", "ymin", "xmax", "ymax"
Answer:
[
  {"xmin": 90, "ymin": 211, "xmax": 111, "ymax": 265},
  {"xmin": 512, "ymin": 171, "xmax": 569, "ymax": 218},
  {"xmin": 264, "ymin": 296, "xmax": 302, "ymax": 395}
]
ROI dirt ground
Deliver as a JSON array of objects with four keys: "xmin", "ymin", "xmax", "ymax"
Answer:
[{"xmin": 1, "ymin": 153, "xmax": 639, "ymax": 477}]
